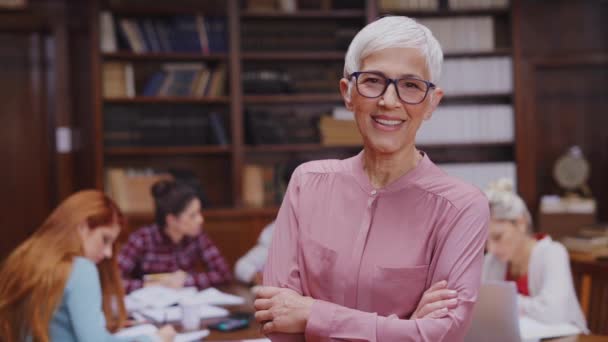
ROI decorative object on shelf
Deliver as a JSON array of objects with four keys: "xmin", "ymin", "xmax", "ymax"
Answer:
[
  {"xmin": 0, "ymin": 0, "xmax": 26, "ymax": 9},
  {"xmin": 553, "ymin": 145, "xmax": 592, "ymax": 197}
]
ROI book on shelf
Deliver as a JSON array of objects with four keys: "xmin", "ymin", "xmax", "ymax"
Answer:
[
  {"xmin": 104, "ymin": 14, "xmax": 227, "ymax": 54},
  {"xmin": 100, "ymin": 11, "xmax": 117, "ymax": 53},
  {"xmin": 104, "ymin": 105, "xmax": 224, "ymax": 147},
  {"xmin": 105, "ymin": 168, "xmax": 173, "ymax": 215},
  {"xmin": 245, "ymin": 108, "xmax": 320, "ymax": 145},
  {"xmin": 136, "ymin": 63, "xmax": 226, "ymax": 97},
  {"xmin": 440, "ymin": 57, "xmax": 512, "ymax": 95},
  {"xmin": 379, "ymin": 0, "xmax": 439, "ymax": 11},
  {"xmin": 417, "ymin": 104, "xmax": 514, "ymax": 144},
  {"xmin": 448, "ymin": 0, "xmax": 509, "ymax": 10},
  {"xmin": 103, "ymin": 62, "xmax": 135, "ymax": 98},
  {"xmin": 417, "ymin": 17, "xmax": 495, "ymax": 53},
  {"xmin": 208, "ymin": 112, "xmax": 229, "ymax": 146},
  {"xmin": 242, "ymin": 163, "xmax": 288, "ymax": 208}
]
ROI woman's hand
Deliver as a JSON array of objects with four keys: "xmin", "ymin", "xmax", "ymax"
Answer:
[
  {"xmin": 410, "ymin": 280, "xmax": 458, "ymax": 319},
  {"xmin": 156, "ymin": 324, "xmax": 176, "ymax": 342},
  {"xmin": 253, "ymin": 286, "xmax": 314, "ymax": 334}
]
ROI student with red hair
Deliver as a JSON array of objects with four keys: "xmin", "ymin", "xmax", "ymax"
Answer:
[{"xmin": 0, "ymin": 190, "xmax": 175, "ymax": 342}]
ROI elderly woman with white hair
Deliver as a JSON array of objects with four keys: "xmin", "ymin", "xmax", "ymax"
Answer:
[
  {"xmin": 253, "ymin": 16, "xmax": 491, "ymax": 341},
  {"xmin": 483, "ymin": 178, "xmax": 588, "ymax": 332}
]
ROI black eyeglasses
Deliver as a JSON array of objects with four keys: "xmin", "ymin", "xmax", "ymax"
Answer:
[{"xmin": 349, "ymin": 71, "xmax": 436, "ymax": 105}]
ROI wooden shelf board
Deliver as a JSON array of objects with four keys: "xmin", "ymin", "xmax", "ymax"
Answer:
[
  {"xmin": 441, "ymin": 93, "xmax": 512, "ymax": 104},
  {"xmin": 244, "ymin": 94, "xmax": 343, "ymax": 103},
  {"xmin": 242, "ymin": 51, "xmax": 345, "ymax": 61},
  {"xmin": 444, "ymin": 48, "xmax": 512, "ymax": 58},
  {"xmin": 104, "ymin": 96, "xmax": 230, "ymax": 104},
  {"xmin": 246, "ymin": 144, "xmax": 361, "ymax": 152},
  {"xmin": 105, "ymin": 146, "xmax": 231, "ymax": 156},
  {"xmin": 380, "ymin": 8, "xmax": 510, "ymax": 17},
  {"xmin": 102, "ymin": 52, "xmax": 228, "ymax": 61},
  {"xmin": 241, "ymin": 9, "xmax": 365, "ymax": 19}
]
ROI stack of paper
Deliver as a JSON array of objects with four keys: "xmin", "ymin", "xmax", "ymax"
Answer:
[
  {"xmin": 188, "ymin": 287, "xmax": 246, "ymax": 306},
  {"xmin": 139, "ymin": 305, "xmax": 229, "ymax": 323}
]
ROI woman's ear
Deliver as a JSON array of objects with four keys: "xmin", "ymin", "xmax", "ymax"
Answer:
[
  {"xmin": 424, "ymin": 87, "xmax": 444, "ymax": 120},
  {"xmin": 339, "ymin": 78, "xmax": 354, "ymax": 111},
  {"xmin": 166, "ymin": 213, "xmax": 178, "ymax": 228}
]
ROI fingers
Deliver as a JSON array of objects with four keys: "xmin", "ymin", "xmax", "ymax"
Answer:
[
  {"xmin": 418, "ymin": 297, "xmax": 459, "ymax": 318},
  {"xmin": 255, "ymin": 309, "xmax": 273, "ymax": 323},
  {"xmin": 254, "ymin": 298, "xmax": 273, "ymax": 310},
  {"xmin": 262, "ymin": 321, "xmax": 276, "ymax": 334},
  {"xmin": 420, "ymin": 288, "xmax": 458, "ymax": 307},
  {"xmin": 424, "ymin": 307, "xmax": 449, "ymax": 319},
  {"xmin": 253, "ymin": 286, "xmax": 283, "ymax": 299},
  {"xmin": 426, "ymin": 280, "xmax": 448, "ymax": 293}
]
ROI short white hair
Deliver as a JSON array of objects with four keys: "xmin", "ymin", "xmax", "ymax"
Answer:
[
  {"xmin": 485, "ymin": 178, "xmax": 532, "ymax": 229},
  {"xmin": 343, "ymin": 16, "xmax": 444, "ymax": 83}
]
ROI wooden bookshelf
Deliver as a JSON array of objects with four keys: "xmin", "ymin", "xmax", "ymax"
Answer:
[
  {"xmin": 242, "ymin": 51, "xmax": 345, "ymax": 61},
  {"xmin": 379, "ymin": 9, "xmax": 510, "ymax": 18},
  {"xmin": 240, "ymin": 9, "xmax": 365, "ymax": 19},
  {"xmin": 104, "ymin": 96, "xmax": 231, "ymax": 104},
  {"xmin": 244, "ymin": 94, "xmax": 343, "ymax": 104},
  {"xmin": 104, "ymin": 146, "xmax": 231, "ymax": 156},
  {"xmin": 102, "ymin": 52, "xmax": 228, "ymax": 61},
  {"xmin": 92, "ymin": 0, "xmax": 517, "ymax": 211}
]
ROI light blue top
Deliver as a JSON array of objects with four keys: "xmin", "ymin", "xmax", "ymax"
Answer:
[{"xmin": 44, "ymin": 257, "xmax": 153, "ymax": 342}]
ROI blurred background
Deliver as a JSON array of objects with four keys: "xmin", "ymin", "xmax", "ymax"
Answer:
[{"xmin": 0, "ymin": 0, "xmax": 606, "ymax": 333}]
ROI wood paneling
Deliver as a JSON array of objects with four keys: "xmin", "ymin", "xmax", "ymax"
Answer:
[
  {"xmin": 0, "ymin": 32, "xmax": 54, "ymax": 258},
  {"xmin": 513, "ymin": 0, "xmax": 608, "ymax": 221}
]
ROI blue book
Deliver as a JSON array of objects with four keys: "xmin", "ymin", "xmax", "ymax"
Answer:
[
  {"xmin": 208, "ymin": 112, "xmax": 229, "ymax": 145},
  {"xmin": 142, "ymin": 71, "xmax": 166, "ymax": 96},
  {"xmin": 169, "ymin": 15, "xmax": 202, "ymax": 52}
]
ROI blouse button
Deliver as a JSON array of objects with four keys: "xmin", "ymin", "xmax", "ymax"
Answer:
[{"xmin": 370, "ymin": 189, "xmax": 377, "ymax": 196}]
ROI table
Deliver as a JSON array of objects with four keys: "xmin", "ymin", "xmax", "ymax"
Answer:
[{"xmin": 190, "ymin": 284, "xmax": 608, "ymax": 341}]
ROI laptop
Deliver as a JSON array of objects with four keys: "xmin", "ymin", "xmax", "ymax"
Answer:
[{"xmin": 464, "ymin": 281, "xmax": 522, "ymax": 342}]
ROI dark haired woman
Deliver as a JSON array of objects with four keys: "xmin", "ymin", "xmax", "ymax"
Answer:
[{"xmin": 118, "ymin": 180, "xmax": 232, "ymax": 293}]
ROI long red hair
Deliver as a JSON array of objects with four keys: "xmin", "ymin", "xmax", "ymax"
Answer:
[{"xmin": 0, "ymin": 190, "xmax": 128, "ymax": 341}]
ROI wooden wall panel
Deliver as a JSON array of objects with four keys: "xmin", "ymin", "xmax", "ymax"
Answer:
[{"xmin": 0, "ymin": 32, "xmax": 54, "ymax": 258}]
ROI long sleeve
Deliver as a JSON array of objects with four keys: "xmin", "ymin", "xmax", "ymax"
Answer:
[
  {"xmin": 184, "ymin": 233, "xmax": 232, "ymax": 289},
  {"xmin": 117, "ymin": 233, "xmax": 145, "ymax": 293},
  {"xmin": 263, "ymin": 169, "xmax": 305, "ymax": 342},
  {"xmin": 303, "ymin": 195, "xmax": 489, "ymax": 342},
  {"xmin": 519, "ymin": 243, "xmax": 579, "ymax": 324},
  {"xmin": 64, "ymin": 258, "xmax": 152, "ymax": 342},
  {"xmin": 235, "ymin": 222, "xmax": 274, "ymax": 283}
]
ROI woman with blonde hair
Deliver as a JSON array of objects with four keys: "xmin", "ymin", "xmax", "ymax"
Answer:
[
  {"xmin": 482, "ymin": 178, "xmax": 588, "ymax": 332},
  {"xmin": 0, "ymin": 190, "xmax": 175, "ymax": 342}
]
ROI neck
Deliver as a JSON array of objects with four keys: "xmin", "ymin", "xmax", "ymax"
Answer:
[
  {"xmin": 363, "ymin": 145, "xmax": 421, "ymax": 189},
  {"xmin": 511, "ymin": 236, "xmax": 537, "ymax": 274},
  {"xmin": 164, "ymin": 224, "xmax": 184, "ymax": 244}
]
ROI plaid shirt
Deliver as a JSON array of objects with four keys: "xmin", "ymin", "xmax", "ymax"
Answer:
[{"xmin": 118, "ymin": 224, "xmax": 232, "ymax": 293}]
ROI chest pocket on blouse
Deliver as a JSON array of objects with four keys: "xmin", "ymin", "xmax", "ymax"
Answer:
[
  {"xmin": 300, "ymin": 238, "xmax": 338, "ymax": 301},
  {"xmin": 371, "ymin": 264, "xmax": 429, "ymax": 318}
]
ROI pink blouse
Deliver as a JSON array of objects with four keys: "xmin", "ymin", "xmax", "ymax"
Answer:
[{"xmin": 263, "ymin": 151, "xmax": 490, "ymax": 341}]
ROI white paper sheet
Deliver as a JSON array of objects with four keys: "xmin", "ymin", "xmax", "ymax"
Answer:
[
  {"xmin": 139, "ymin": 304, "xmax": 229, "ymax": 323},
  {"xmin": 115, "ymin": 324, "xmax": 210, "ymax": 342}
]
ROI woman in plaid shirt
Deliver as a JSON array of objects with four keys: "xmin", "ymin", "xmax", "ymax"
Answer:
[{"xmin": 118, "ymin": 180, "xmax": 232, "ymax": 293}]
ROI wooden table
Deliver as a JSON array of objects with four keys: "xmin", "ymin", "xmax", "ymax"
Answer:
[{"xmin": 194, "ymin": 284, "xmax": 608, "ymax": 341}]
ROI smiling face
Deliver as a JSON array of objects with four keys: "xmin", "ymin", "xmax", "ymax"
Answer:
[
  {"xmin": 79, "ymin": 223, "xmax": 121, "ymax": 264},
  {"xmin": 340, "ymin": 47, "xmax": 443, "ymax": 155}
]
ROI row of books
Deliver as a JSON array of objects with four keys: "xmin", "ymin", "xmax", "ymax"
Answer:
[
  {"xmin": 438, "ymin": 162, "xmax": 516, "ymax": 191},
  {"xmin": 440, "ymin": 57, "xmax": 512, "ymax": 95},
  {"xmin": 242, "ymin": 163, "xmax": 287, "ymax": 208},
  {"xmin": 245, "ymin": 108, "xmax": 321, "ymax": 145},
  {"xmin": 102, "ymin": 62, "xmax": 227, "ymax": 98},
  {"xmin": 418, "ymin": 17, "xmax": 495, "ymax": 53},
  {"xmin": 319, "ymin": 107, "xmax": 361, "ymax": 146},
  {"xmin": 242, "ymin": 63, "xmax": 341, "ymax": 94},
  {"xmin": 245, "ymin": 0, "xmax": 365, "ymax": 11},
  {"xmin": 241, "ymin": 20, "xmax": 360, "ymax": 51},
  {"xmin": 417, "ymin": 104, "xmax": 514, "ymax": 144},
  {"xmin": 380, "ymin": 0, "xmax": 439, "ymax": 11},
  {"xmin": 379, "ymin": 0, "xmax": 507, "ymax": 11},
  {"xmin": 104, "ymin": 106, "xmax": 229, "ymax": 147},
  {"xmin": 100, "ymin": 12, "xmax": 227, "ymax": 54}
]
